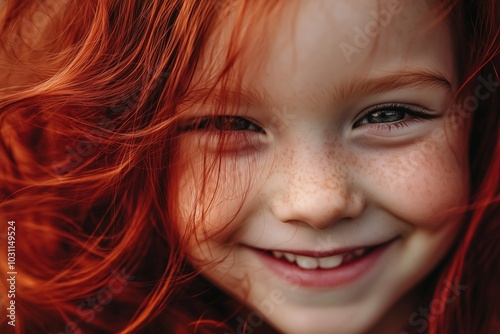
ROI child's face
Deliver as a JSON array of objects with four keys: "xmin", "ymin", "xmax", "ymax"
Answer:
[{"xmin": 175, "ymin": 0, "xmax": 468, "ymax": 333}]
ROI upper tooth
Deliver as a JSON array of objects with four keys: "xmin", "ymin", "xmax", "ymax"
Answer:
[
  {"xmin": 283, "ymin": 252, "xmax": 296, "ymax": 263},
  {"xmin": 295, "ymin": 255, "xmax": 319, "ymax": 269},
  {"xmin": 271, "ymin": 249, "xmax": 363, "ymax": 270},
  {"xmin": 318, "ymin": 254, "xmax": 343, "ymax": 269},
  {"xmin": 272, "ymin": 251, "xmax": 284, "ymax": 258}
]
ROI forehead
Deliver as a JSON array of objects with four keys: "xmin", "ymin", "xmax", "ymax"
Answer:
[{"xmin": 193, "ymin": 0, "xmax": 456, "ymax": 106}]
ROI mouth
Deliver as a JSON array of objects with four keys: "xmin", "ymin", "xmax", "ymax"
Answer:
[
  {"xmin": 264, "ymin": 240, "xmax": 394, "ymax": 270},
  {"xmin": 268, "ymin": 246, "xmax": 369, "ymax": 270},
  {"xmin": 251, "ymin": 238, "xmax": 399, "ymax": 288}
]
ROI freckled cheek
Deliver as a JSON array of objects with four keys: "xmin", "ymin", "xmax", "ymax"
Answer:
[
  {"xmin": 173, "ymin": 153, "xmax": 263, "ymax": 242},
  {"xmin": 364, "ymin": 140, "xmax": 468, "ymax": 224}
]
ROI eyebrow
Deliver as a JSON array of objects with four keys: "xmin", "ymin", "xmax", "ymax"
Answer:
[
  {"xmin": 190, "ymin": 69, "xmax": 453, "ymax": 111},
  {"xmin": 328, "ymin": 69, "xmax": 453, "ymax": 107}
]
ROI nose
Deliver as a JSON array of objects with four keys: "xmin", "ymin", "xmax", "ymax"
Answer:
[{"xmin": 269, "ymin": 141, "xmax": 365, "ymax": 230}]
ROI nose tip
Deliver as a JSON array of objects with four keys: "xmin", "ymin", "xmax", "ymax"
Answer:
[{"xmin": 272, "ymin": 188, "xmax": 365, "ymax": 230}]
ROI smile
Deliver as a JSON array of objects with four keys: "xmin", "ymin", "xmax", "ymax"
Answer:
[{"xmin": 252, "ymin": 238, "xmax": 399, "ymax": 288}]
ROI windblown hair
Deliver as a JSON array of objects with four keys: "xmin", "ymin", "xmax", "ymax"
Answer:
[{"xmin": 0, "ymin": 0, "xmax": 498, "ymax": 333}]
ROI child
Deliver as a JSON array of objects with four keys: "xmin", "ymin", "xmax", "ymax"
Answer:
[{"xmin": 0, "ymin": 0, "xmax": 498, "ymax": 333}]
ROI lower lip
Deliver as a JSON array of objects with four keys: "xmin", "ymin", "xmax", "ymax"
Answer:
[{"xmin": 253, "ymin": 240, "xmax": 397, "ymax": 288}]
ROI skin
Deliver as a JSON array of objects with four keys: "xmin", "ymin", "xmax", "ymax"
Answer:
[{"xmin": 174, "ymin": 0, "xmax": 469, "ymax": 333}]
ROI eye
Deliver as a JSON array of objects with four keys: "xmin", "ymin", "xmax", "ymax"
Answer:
[
  {"xmin": 178, "ymin": 115, "xmax": 265, "ymax": 153},
  {"xmin": 353, "ymin": 103, "xmax": 438, "ymax": 131},
  {"xmin": 180, "ymin": 116, "xmax": 264, "ymax": 133},
  {"xmin": 361, "ymin": 110, "xmax": 405, "ymax": 123}
]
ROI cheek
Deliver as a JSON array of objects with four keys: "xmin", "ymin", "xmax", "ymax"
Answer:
[
  {"xmin": 174, "ymin": 148, "xmax": 263, "ymax": 251},
  {"xmin": 364, "ymin": 132, "xmax": 468, "ymax": 225}
]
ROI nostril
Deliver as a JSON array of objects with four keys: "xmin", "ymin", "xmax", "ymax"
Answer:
[{"xmin": 270, "ymin": 183, "xmax": 365, "ymax": 230}]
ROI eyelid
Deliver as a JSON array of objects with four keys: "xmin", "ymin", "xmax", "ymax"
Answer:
[
  {"xmin": 177, "ymin": 115, "xmax": 266, "ymax": 153},
  {"xmin": 178, "ymin": 116, "xmax": 217, "ymax": 132},
  {"xmin": 353, "ymin": 103, "xmax": 437, "ymax": 127},
  {"xmin": 178, "ymin": 115, "xmax": 264, "ymax": 133}
]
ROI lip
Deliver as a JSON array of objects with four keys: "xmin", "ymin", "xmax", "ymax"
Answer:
[{"xmin": 251, "ymin": 237, "xmax": 399, "ymax": 288}]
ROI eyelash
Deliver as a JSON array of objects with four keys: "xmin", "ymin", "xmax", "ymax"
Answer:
[
  {"xmin": 353, "ymin": 103, "xmax": 437, "ymax": 131},
  {"xmin": 179, "ymin": 103, "xmax": 436, "ymax": 135},
  {"xmin": 179, "ymin": 115, "xmax": 264, "ymax": 152},
  {"xmin": 179, "ymin": 116, "xmax": 264, "ymax": 133}
]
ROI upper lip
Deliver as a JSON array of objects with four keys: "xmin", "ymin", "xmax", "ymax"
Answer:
[{"xmin": 251, "ymin": 236, "xmax": 399, "ymax": 258}]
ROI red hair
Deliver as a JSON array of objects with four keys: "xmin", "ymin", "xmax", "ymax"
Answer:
[
  {"xmin": 428, "ymin": 1, "xmax": 500, "ymax": 333},
  {"xmin": 0, "ymin": 0, "xmax": 498, "ymax": 333}
]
